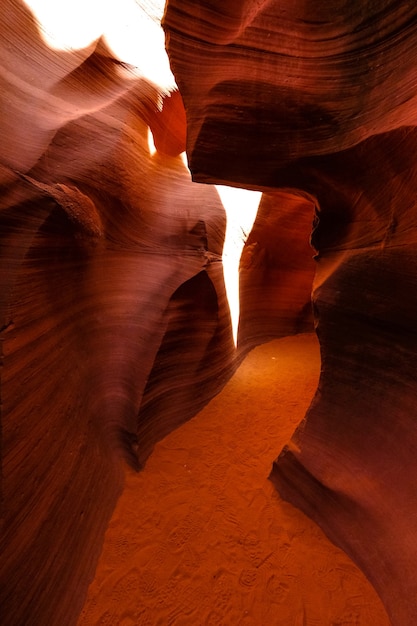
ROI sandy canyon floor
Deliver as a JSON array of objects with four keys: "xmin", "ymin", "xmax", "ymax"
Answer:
[{"xmin": 77, "ymin": 333, "xmax": 390, "ymax": 626}]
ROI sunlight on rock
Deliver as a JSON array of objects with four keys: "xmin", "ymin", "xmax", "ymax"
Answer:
[
  {"xmin": 147, "ymin": 127, "xmax": 157, "ymax": 155},
  {"xmin": 23, "ymin": 0, "xmax": 175, "ymax": 89},
  {"xmin": 22, "ymin": 0, "xmax": 106, "ymax": 50},
  {"xmin": 215, "ymin": 185, "xmax": 262, "ymax": 346}
]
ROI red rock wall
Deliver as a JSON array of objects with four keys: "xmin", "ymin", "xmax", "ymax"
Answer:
[
  {"xmin": 164, "ymin": 2, "xmax": 417, "ymax": 624},
  {"xmin": 270, "ymin": 129, "xmax": 417, "ymax": 626},
  {"xmin": 0, "ymin": 91, "xmax": 228, "ymax": 625},
  {"xmin": 239, "ymin": 190, "xmax": 315, "ymax": 347},
  {"xmin": 0, "ymin": 2, "xmax": 315, "ymax": 624},
  {"xmin": 10, "ymin": 0, "xmax": 416, "ymax": 623},
  {"xmin": 164, "ymin": 1, "xmax": 417, "ymax": 187}
]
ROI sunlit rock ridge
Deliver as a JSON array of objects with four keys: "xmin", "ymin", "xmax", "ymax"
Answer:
[{"xmin": 1, "ymin": 1, "xmax": 416, "ymax": 624}]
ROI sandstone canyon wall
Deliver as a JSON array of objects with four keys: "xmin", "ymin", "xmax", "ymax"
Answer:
[
  {"xmin": 0, "ymin": 2, "xmax": 314, "ymax": 625},
  {"xmin": 164, "ymin": 1, "xmax": 417, "ymax": 625},
  {"xmin": 3, "ymin": 0, "xmax": 416, "ymax": 624}
]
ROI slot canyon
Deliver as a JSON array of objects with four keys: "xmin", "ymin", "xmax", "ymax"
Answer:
[{"xmin": 1, "ymin": 1, "xmax": 417, "ymax": 624}]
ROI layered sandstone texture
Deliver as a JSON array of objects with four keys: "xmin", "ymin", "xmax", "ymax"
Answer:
[
  {"xmin": 0, "ymin": 1, "xmax": 314, "ymax": 625},
  {"xmin": 164, "ymin": 1, "xmax": 417, "ymax": 625},
  {"xmin": 2, "ymin": 0, "xmax": 416, "ymax": 625}
]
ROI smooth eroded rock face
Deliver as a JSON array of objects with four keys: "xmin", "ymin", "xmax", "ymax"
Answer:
[
  {"xmin": 0, "ymin": 85, "xmax": 228, "ymax": 626},
  {"xmin": 0, "ymin": 2, "xmax": 315, "ymax": 625},
  {"xmin": 164, "ymin": 0, "xmax": 417, "ymax": 187},
  {"xmin": 9, "ymin": 0, "xmax": 417, "ymax": 624},
  {"xmin": 164, "ymin": 2, "xmax": 417, "ymax": 624}
]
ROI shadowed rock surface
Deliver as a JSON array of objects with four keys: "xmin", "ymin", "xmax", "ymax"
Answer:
[{"xmin": 164, "ymin": 2, "xmax": 417, "ymax": 624}]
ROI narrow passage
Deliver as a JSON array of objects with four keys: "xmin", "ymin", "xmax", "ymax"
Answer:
[{"xmin": 78, "ymin": 333, "xmax": 389, "ymax": 626}]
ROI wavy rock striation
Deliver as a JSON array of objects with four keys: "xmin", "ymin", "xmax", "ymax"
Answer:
[
  {"xmin": 0, "ymin": 3, "xmax": 224, "ymax": 624},
  {"xmin": 8, "ymin": 0, "xmax": 415, "ymax": 623},
  {"xmin": 0, "ymin": 2, "xmax": 315, "ymax": 625},
  {"xmin": 164, "ymin": 1, "xmax": 417, "ymax": 624}
]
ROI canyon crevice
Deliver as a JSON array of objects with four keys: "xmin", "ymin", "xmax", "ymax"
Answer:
[
  {"xmin": 164, "ymin": 2, "xmax": 417, "ymax": 624},
  {"xmin": 2, "ymin": 1, "xmax": 417, "ymax": 624}
]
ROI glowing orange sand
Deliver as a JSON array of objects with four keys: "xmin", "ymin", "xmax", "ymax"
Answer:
[{"xmin": 77, "ymin": 333, "xmax": 389, "ymax": 625}]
